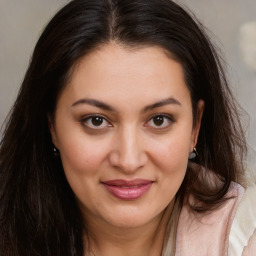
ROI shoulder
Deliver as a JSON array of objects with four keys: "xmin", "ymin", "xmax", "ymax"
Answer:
[
  {"xmin": 229, "ymin": 184, "xmax": 256, "ymax": 256},
  {"xmin": 175, "ymin": 182, "xmax": 245, "ymax": 256}
]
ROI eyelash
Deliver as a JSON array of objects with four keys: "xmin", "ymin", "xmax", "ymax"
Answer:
[
  {"xmin": 145, "ymin": 113, "xmax": 175, "ymax": 129},
  {"xmin": 80, "ymin": 113, "xmax": 175, "ymax": 130},
  {"xmin": 80, "ymin": 115, "xmax": 112, "ymax": 129}
]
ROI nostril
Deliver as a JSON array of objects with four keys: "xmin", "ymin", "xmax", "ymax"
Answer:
[
  {"xmin": 108, "ymin": 150, "xmax": 120, "ymax": 167},
  {"xmin": 108, "ymin": 148, "xmax": 147, "ymax": 172},
  {"xmin": 108, "ymin": 129, "xmax": 147, "ymax": 172}
]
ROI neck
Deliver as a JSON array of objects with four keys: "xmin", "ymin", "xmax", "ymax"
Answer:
[{"xmin": 83, "ymin": 202, "xmax": 174, "ymax": 256}]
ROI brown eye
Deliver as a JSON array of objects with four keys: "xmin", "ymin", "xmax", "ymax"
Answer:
[
  {"xmin": 91, "ymin": 116, "xmax": 104, "ymax": 126},
  {"xmin": 82, "ymin": 115, "xmax": 111, "ymax": 129},
  {"xmin": 145, "ymin": 114, "xmax": 174, "ymax": 129},
  {"xmin": 152, "ymin": 116, "xmax": 165, "ymax": 126}
]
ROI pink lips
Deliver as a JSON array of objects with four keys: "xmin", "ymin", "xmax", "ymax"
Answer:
[{"xmin": 101, "ymin": 179, "xmax": 153, "ymax": 200}]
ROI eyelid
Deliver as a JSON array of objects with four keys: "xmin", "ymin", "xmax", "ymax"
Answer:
[
  {"xmin": 144, "ymin": 113, "xmax": 175, "ymax": 128},
  {"xmin": 80, "ymin": 114, "xmax": 112, "ymax": 129}
]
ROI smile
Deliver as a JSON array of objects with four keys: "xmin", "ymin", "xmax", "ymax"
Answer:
[{"xmin": 101, "ymin": 179, "xmax": 153, "ymax": 200}]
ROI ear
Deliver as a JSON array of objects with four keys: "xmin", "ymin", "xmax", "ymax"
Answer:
[
  {"xmin": 190, "ymin": 100, "xmax": 204, "ymax": 150},
  {"xmin": 48, "ymin": 114, "xmax": 59, "ymax": 149}
]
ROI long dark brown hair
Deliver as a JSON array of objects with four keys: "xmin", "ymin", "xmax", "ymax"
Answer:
[{"xmin": 0, "ymin": 0, "xmax": 247, "ymax": 255}]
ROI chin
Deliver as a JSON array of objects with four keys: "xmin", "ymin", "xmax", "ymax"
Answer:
[
  {"xmin": 108, "ymin": 217, "xmax": 150, "ymax": 229},
  {"xmin": 102, "ymin": 207, "xmax": 161, "ymax": 229}
]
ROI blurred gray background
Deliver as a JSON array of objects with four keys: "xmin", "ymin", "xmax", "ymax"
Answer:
[{"xmin": 0, "ymin": 0, "xmax": 255, "ymax": 172}]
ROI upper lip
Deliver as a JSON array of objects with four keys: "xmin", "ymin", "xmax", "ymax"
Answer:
[{"xmin": 101, "ymin": 179, "xmax": 153, "ymax": 187}]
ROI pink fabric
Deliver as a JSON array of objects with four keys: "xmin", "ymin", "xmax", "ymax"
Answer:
[{"xmin": 175, "ymin": 183, "xmax": 245, "ymax": 256}]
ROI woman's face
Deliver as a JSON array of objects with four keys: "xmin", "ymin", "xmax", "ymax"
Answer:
[{"xmin": 50, "ymin": 43, "xmax": 203, "ymax": 229}]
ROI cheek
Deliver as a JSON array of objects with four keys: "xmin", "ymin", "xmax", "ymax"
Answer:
[
  {"xmin": 154, "ymin": 138, "xmax": 189, "ymax": 198},
  {"xmin": 58, "ymin": 137, "xmax": 110, "ymax": 204},
  {"xmin": 58, "ymin": 135, "xmax": 109, "ymax": 177},
  {"xmin": 149, "ymin": 132, "xmax": 191, "ymax": 173}
]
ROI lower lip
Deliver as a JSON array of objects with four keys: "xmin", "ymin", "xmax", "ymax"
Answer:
[{"xmin": 102, "ymin": 183, "xmax": 153, "ymax": 200}]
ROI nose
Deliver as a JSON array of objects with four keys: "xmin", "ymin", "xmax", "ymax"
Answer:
[{"xmin": 109, "ymin": 126, "xmax": 148, "ymax": 173}]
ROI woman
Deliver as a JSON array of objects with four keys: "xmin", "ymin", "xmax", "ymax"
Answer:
[{"xmin": 0, "ymin": 0, "xmax": 255, "ymax": 255}]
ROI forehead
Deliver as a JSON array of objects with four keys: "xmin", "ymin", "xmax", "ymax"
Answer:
[{"xmin": 59, "ymin": 43, "xmax": 191, "ymax": 108}]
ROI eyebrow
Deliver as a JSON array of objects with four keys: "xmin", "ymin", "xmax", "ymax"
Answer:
[
  {"xmin": 72, "ymin": 98, "xmax": 115, "ymax": 112},
  {"xmin": 142, "ymin": 97, "xmax": 181, "ymax": 113},
  {"xmin": 71, "ymin": 97, "xmax": 181, "ymax": 112}
]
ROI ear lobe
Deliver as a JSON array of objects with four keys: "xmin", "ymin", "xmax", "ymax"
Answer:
[
  {"xmin": 48, "ymin": 114, "xmax": 59, "ymax": 148},
  {"xmin": 191, "ymin": 99, "xmax": 205, "ymax": 147}
]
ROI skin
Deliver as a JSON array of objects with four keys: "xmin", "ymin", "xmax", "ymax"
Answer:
[{"xmin": 50, "ymin": 43, "xmax": 204, "ymax": 256}]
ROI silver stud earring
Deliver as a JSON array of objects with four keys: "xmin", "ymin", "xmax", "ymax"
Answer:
[
  {"xmin": 53, "ymin": 147, "xmax": 59, "ymax": 157},
  {"xmin": 189, "ymin": 147, "xmax": 198, "ymax": 160}
]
